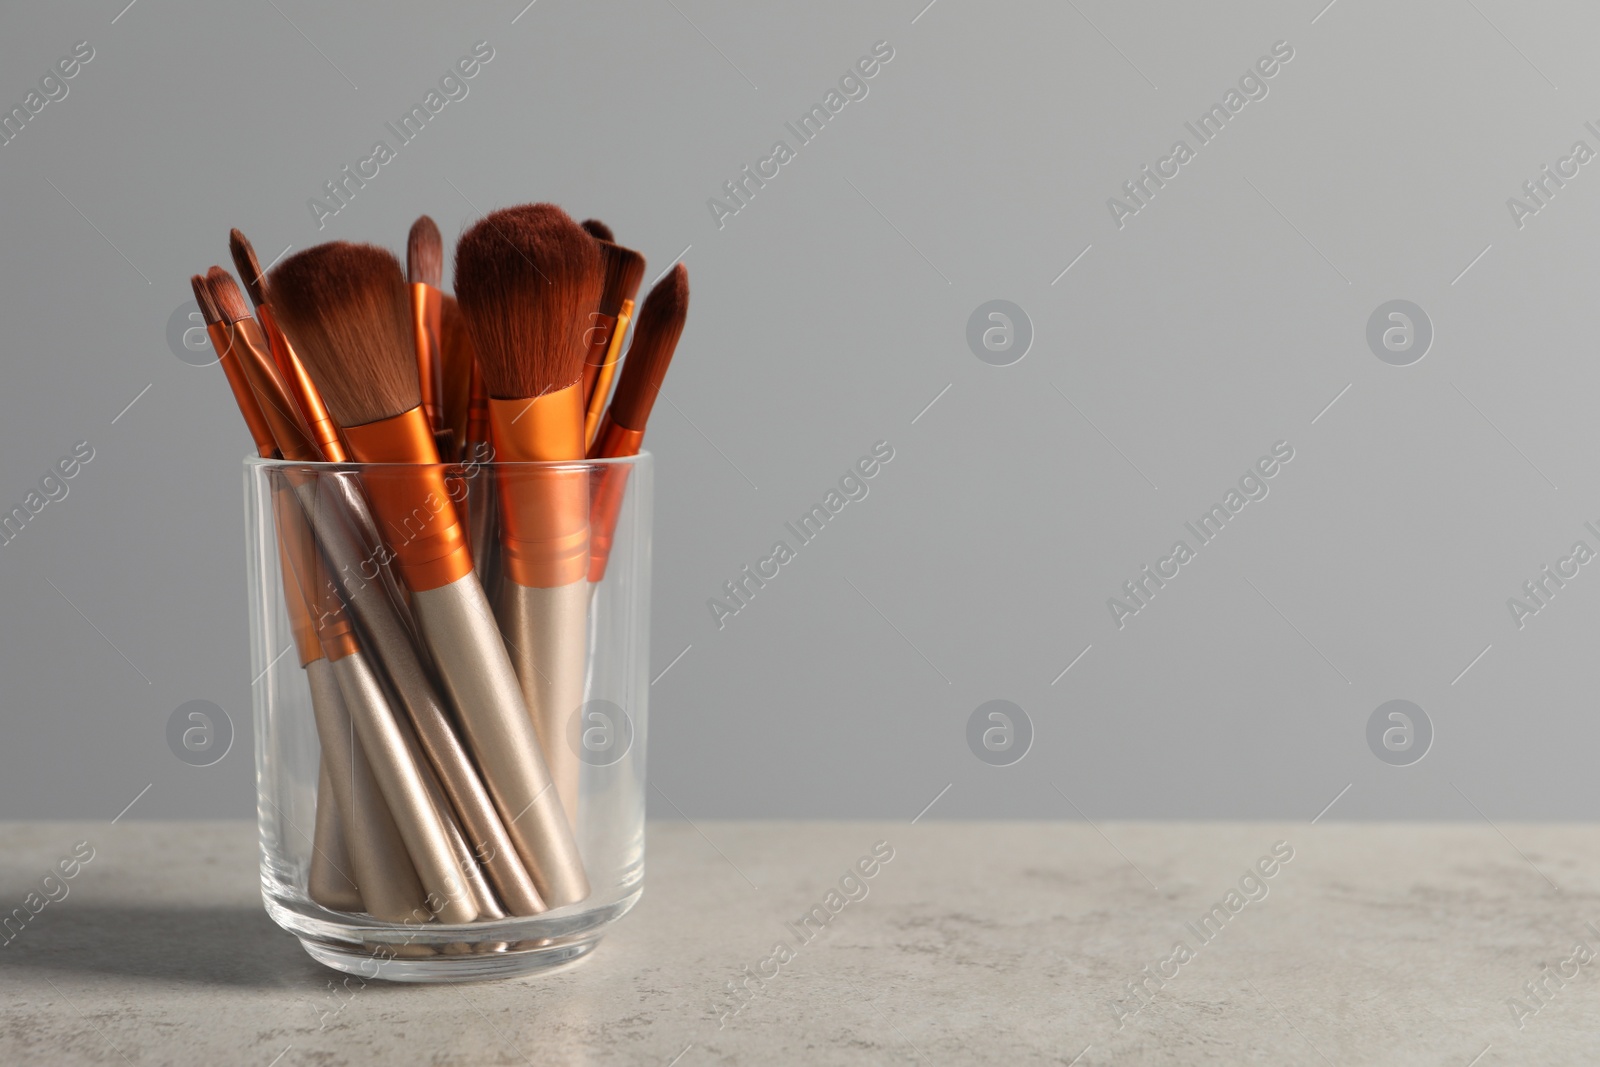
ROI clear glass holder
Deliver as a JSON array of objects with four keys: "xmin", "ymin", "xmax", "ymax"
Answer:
[{"xmin": 245, "ymin": 453, "xmax": 651, "ymax": 982}]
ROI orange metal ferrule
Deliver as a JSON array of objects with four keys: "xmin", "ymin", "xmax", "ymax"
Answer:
[
  {"xmin": 488, "ymin": 385, "xmax": 589, "ymax": 589},
  {"xmin": 314, "ymin": 611, "xmax": 361, "ymax": 662},
  {"xmin": 413, "ymin": 283, "xmax": 444, "ymax": 433},
  {"xmin": 586, "ymin": 419, "xmax": 644, "ymax": 584},
  {"xmin": 584, "ymin": 298, "xmax": 634, "ymax": 449},
  {"xmin": 215, "ymin": 317, "xmax": 318, "ymax": 464},
  {"xmin": 257, "ymin": 303, "xmax": 298, "ymax": 390},
  {"xmin": 213, "ymin": 315, "xmax": 325, "ymax": 665},
  {"xmin": 259, "ymin": 304, "xmax": 347, "ymax": 463},
  {"xmin": 273, "ymin": 489, "xmax": 321, "ymax": 668},
  {"xmin": 213, "ymin": 318, "xmax": 352, "ymax": 662},
  {"xmin": 308, "ymin": 555, "xmax": 360, "ymax": 664},
  {"xmin": 207, "ymin": 323, "xmax": 276, "ymax": 459},
  {"xmin": 273, "ymin": 461, "xmax": 362, "ymax": 663},
  {"xmin": 593, "ymin": 415, "xmax": 646, "ymax": 460},
  {"xmin": 580, "ymin": 312, "xmax": 617, "ymax": 405},
  {"xmin": 341, "ymin": 405, "xmax": 473, "ymax": 593},
  {"xmin": 465, "ymin": 361, "xmax": 490, "ymax": 460}
]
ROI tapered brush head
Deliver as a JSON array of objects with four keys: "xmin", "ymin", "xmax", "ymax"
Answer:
[
  {"xmin": 595, "ymin": 240, "xmax": 646, "ymax": 317},
  {"xmin": 580, "ymin": 219, "xmax": 614, "ymax": 242},
  {"xmin": 407, "ymin": 215, "xmax": 443, "ymax": 289},
  {"xmin": 610, "ymin": 263, "xmax": 688, "ymax": 431},
  {"xmin": 228, "ymin": 229, "xmax": 268, "ymax": 310},
  {"xmin": 191, "ymin": 273, "xmax": 220, "ymax": 325},
  {"xmin": 205, "ymin": 266, "xmax": 254, "ymax": 324},
  {"xmin": 454, "ymin": 203, "xmax": 601, "ymax": 400},
  {"xmin": 269, "ymin": 242, "xmax": 419, "ymax": 427}
]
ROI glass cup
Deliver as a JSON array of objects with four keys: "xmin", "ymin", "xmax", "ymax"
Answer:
[{"xmin": 245, "ymin": 453, "xmax": 652, "ymax": 982}]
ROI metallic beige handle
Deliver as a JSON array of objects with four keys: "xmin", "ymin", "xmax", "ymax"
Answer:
[
  {"xmin": 413, "ymin": 576, "xmax": 590, "ymax": 908},
  {"xmin": 330, "ymin": 651, "xmax": 478, "ymax": 924},
  {"xmin": 307, "ymin": 761, "xmax": 362, "ymax": 913},
  {"xmin": 403, "ymin": 719, "xmax": 505, "ymax": 920},
  {"xmin": 293, "ymin": 473, "xmax": 546, "ymax": 916},
  {"xmin": 304, "ymin": 657, "xmax": 427, "ymax": 923},
  {"xmin": 496, "ymin": 579, "xmax": 588, "ymax": 833}
]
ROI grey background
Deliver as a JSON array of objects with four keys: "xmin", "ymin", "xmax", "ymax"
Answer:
[{"xmin": 1, "ymin": 0, "xmax": 1593, "ymax": 821}]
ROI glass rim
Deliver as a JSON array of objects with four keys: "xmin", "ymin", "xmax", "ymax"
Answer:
[{"xmin": 243, "ymin": 449, "xmax": 652, "ymax": 471}]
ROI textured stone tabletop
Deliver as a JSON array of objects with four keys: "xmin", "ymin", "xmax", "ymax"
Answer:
[{"xmin": 2, "ymin": 820, "xmax": 1599, "ymax": 1064}]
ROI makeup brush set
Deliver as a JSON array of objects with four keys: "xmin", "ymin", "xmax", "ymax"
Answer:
[{"xmin": 193, "ymin": 204, "xmax": 685, "ymax": 928}]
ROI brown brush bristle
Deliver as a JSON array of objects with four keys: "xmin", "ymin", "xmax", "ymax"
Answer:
[
  {"xmin": 228, "ymin": 229, "xmax": 268, "ymax": 310},
  {"xmin": 269, "ymin": 242, "xmax": 419, "ymax": 427},
  {"xmin": 191, "ymin": 273, "xmax": 220, "ymax": 325},
  {"xmin": 609, "ymin": 264, "xmax": 688, "ymax": 431},
  {"xmin": 205, "ymin": 267, "xmax": 254, "ymax": 324},
  {"xmin": 580, "ymin": 219, "xmax": 614, "ymax": 242},
  {"xmin": 440, "ymin": 293, "xmax": 475, "ymax": 445},
  {"xmin": 595, "ymin": 241, "xmax": 646, "ymax": 316},
  {"xmin": 407, "ymin": 216, "xmax": 443, "ymax": 288},
  {"xmin": 454, "ymin": 204, "xmax": 601, "ymax": 400}
]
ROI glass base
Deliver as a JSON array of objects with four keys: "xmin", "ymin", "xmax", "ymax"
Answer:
[
  {"xmin": 263, "ymin": 879, "xmax": 642, "ymax": 983},
  {"xmin": 299, "ymin": 931, "xmax": 603, "ymax": 982}
]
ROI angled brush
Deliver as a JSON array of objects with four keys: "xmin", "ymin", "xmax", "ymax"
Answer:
[
  {"xmin": 581, "ymin": 239, "xmax": 646, "ymax": 447},
  {"xmin": 589, "ymin": 263, "xmax": 688, "ymax": 582},
  {"xmin": 230, "ymin": 229, "xmax": 345, "ymax": 461}
]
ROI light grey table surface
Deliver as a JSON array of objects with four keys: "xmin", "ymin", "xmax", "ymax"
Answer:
[{"xmin": 1, "ymin": 820, "xmax": 1597, "ymax": 1065}]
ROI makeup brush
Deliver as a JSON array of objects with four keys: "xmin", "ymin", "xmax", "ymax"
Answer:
[
  {"xmin": 271, "ymin": 241, "xmax": 589, "ymax": 909},
  {"xmin": 455, "ymin": 204, "xmax": 599, "ymax": 833},
  {"xmin": 276, "ymin": 503, "xmax": 437, "ymax": 923},
  {"xmin": 229, "ymin": 239, "xmax": 356, "ymax": 466},
  {"xmin": 193, "ymin": 274, "xmax": 274, "ymax": 458},
  {"xmin": 581, "ymin": 240, "xmax": 646, "ymax": 448},
  {"xmin": 277, "ymin": 508, "xmax": 419, "ymax": 919},
  {"xmin": 209, "ymin": 267, "xmax": 482, "ymax": 923},
  {"xmin": 196, "ymin": 272, "xmax": 420, "ymax": 919},
  {"xmin": 436, "ymin": 292, "xmax": 477, "ymax": 575},
  {"xmin": 593, "ymin": 264, "xmax": 688, "ymax": 453},
  {"xmin": 289, "ymin": 497, "xmax": 481, "ymax": 927},
  {"xmin": 221, "ymin": 247, "xmax": 411, "ymax": 630},
  {"xmin": 580, "ymin": 219, "xmax": 614, "ymax": 242},
  {"xmin": 409, "ymin": 216, "xmax": 451, "ymax": 458},
  {"xmin": 439, "ymin": 294, "xmax": 474, "ymax": 457},
  {"xmin": 589, "ymin": 263, "xmax": 688, "ymax": 582},
  {"xmin": 452, "ymin": 300, "xmax": 500, "ymax": 586},
  {"xmin": 290, "ymin": 452, "xmax": 548, "ymax": 917},
  {"xmin": 230, "ymin": 230, "xmax": 346, "ymax": 460},
  {"xmin": 197, "ymin": 270, "xmax": 361, "ymax": 912},
  {"xmin": 286, "ymin": 492, "xmax": 503, "ymax": 923},
  {"xmin": 204, "ymin": 268, "xmax": 319, "ymax": 464},
  {"xmin": 222, "ymin": 263, "xmax": 548, "ymax": 919},
  {"xmin": 227, "ymin": 229, "xmax": 278, "ymax": 351}
]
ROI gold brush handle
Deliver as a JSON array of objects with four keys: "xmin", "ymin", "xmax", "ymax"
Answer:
[
  {"xmin": 403, "ymin": 716, "xmax": 505, "ymax": 920},
  {"xmin": 307, "ymin": 762, "xmax": 362, "ymax": 913},
  {"xmin": 496, "ymin": 579, "xmax": 589, "ymax": 834},
  {"xmin": 304, "ymin": 657, "xmax": 429, "ymax": 922},
  {"xmin": 330, "ymin": 650, "xmax": 478, "ymax": 924},
  {"xmin": 412, "ymin": 575, "xmax": 590, "ymax": 909},
  {"xmin": 293, "ymin": 473, "xmax": 547, "ymax": 916}
]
